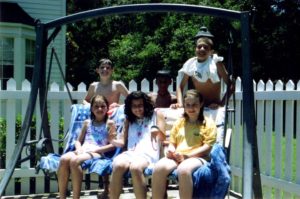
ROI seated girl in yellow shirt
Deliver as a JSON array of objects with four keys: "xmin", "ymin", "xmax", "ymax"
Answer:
[{"xmin": 152, "ymin": 89, "xmax": 217, "ymax": 199}]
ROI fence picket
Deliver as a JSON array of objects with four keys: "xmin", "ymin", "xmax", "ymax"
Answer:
[
  {"xmin": 231, "ymin": 77, "xmax": 243, "ymax": 193},
  {"xmin": 274, "ymin": 80, "xmax": 284, "ymax": 198},
  {"xmin": 264, "ymin": 80, "xmax": 273, "ymax": 198},
  {"xmin": 256, "ymin": 80, "xmax": 265, "ymax": 172},
  {"xmin": 129, "ymin": 80, "xmax": 137, "ymax": 91},
  {"xmin": 5, "ymin": 79, "xmax": 16, "ymax": 195},
  {"xmin": 284, "ymin": 81, "xmax": 295, "ymax": 198},
  {"xmin": 285, "ymin": 81, "xmax": 294, "ymax": 182},
  {"xmin": 77, "ymin": 82, "xmax": 87, "ymax": 92},
  {"xmin": 20, "ymin": 80, "xmax": 31, "ymax": 195},
  {"xmin": 296, "ymin": 81, "xmax": 300, "ymax": 186},
  {"xmin": 141, "ymin": 78, "xmax": 150, "ymax": 93}
]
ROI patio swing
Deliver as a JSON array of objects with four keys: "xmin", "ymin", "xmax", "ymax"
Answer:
[
  {"xmin": 36, "ymin": 27, "xmax": 235, "ymax": 197},
  {"xmin": 36, "ymin": 39, "xmax": 235, "ymax": 198},
  {"xmin": 0, "ymin": 4, "xmax": 262, "ymax": 199}
]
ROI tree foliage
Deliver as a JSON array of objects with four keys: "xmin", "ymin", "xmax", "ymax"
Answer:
[
  {"xmin": 244, "ymin": 0, "xmax": 300, "ymax": 82},
  {"xmin": 66, "ymin": 0, "xmax": 300, "ymax": 87}
]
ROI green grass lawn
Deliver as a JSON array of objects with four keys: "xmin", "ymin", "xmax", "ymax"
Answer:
[{"xmin": 271, "ymin": 133, "xmax": 297, "ymax": 181}]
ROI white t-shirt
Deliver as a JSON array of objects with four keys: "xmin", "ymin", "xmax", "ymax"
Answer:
[{"xmin": 179, "ymin": 54, "xmax": 223, "ymax": 83}]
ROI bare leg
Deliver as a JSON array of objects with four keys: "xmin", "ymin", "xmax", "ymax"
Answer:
[
  {"xmin": 70, "ymin": 153, "xmax": 98, "ymax": 199},
  {"xmin": 97, "ymin": 175, "xmax": 109, "ymax": 199},
  {"xmin": 152, "ymin": 158, "xmax": 177, "ymax": 199},
  {"xmin": 70, "ymin": 161, "xmax": 84, "ymax": 199},
  {"xmin": 103, "ymin": 175, "xmax": 110, "ymax": 194},
  {"xmin": 177, "ymin": 158, "xmax": 204, "ymax": 199},
  {"xmin": 129, "ymin": 157, "xmax": 150, "ymax": 199},
  {"xmin": 109, "ymin": 154, "xmax": 130, "ymax": 199},
  {"xmin": 57, "ymin": 152, "xmax": 76, "ymax": 199}
]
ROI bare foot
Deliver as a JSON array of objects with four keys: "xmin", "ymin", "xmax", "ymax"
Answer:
[{"xmin": 97, "ymin": 191, "xmax": 109, "ymax": 199}]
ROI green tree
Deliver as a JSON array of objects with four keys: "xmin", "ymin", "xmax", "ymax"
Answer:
[
  {"xmin": 66, "ymin": 0, "xmax": 300, "ymax": 86},
  {"xmin": 66, "ymin": 0, "xmax": 244, "ymax": 86},
  {"xmin": 245, "ymin": 0, "xmax": 300, "ymax": 81}
]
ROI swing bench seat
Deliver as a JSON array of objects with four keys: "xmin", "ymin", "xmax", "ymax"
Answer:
[{"xmin": 36, "ymin": 104, "xmax": 231, "ymax": 198}]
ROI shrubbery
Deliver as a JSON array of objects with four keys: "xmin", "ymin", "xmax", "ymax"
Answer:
[
  {"xmin": 0, "ymin": 116, "xmax": 65, "ymax": 168},
  {"xmin": 0, "ymin": 117, "xmax": 6, "ymax": 168}
]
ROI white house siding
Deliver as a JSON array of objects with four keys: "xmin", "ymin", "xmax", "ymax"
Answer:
[{"xmin": 1, "ymin": 0, "xmax": 66, "ymax": 87}]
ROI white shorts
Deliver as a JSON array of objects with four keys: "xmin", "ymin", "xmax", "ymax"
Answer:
[
  {"xmin": 117, "ymin": 151, "xmax": 154, "ymax": 165},
  {"xmin": 204, "ymin": 107, "xmax": 225, "ymax": 144}
]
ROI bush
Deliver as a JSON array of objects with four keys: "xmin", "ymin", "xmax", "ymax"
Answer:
[
  {"xmin": 0, "ymin": 115, "xmax": 64, "ymax": 168},
  {"xmin": 0, "ymin": 117, "xmax": 6, "ymax": 168}
]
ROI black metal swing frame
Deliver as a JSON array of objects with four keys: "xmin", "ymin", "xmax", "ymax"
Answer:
[{"xmin": 0, "ymin": 3, "xmax": 262, "ymax": 198}]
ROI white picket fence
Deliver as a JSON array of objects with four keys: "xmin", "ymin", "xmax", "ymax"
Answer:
[{"xmin": 0, "ymin": 77, "xmax": 300, "ymax": 198}]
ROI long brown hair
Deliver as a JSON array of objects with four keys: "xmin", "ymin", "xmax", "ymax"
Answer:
[
  {"xmin": 183, "ymin": 89, "xmax": 205, "ymax": 124},
  {"xmin": 90, "ymin": 94, "xmax": 109, "ymax": 122}
]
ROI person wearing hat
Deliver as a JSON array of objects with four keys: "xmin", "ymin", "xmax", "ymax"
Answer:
[
  {"xmin": 194, "ymin": 26, "xmax": 214, "ymax": 40},
  {"xmin": 170, "ymin": 26, "xmax": 234, "ymax": 144}
]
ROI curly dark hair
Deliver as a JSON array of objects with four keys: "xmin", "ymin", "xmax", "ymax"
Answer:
[
  {"xmin": 183, "ymin": 89, "xmax": 205, "ymax": 124},
  {"xmin": 124, "ymin": 91, "xmax": 154, "ymax": 123},
  {"xmin": 90, "ymin": 94, "xmax": 109, "ymax": 122}
]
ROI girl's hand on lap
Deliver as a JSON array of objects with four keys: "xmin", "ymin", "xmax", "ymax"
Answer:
[
  {"xmin": 166, "ymin": 146, "xmax": 175, "ymax": 159},
  {"xmin": 166, "ymin": 151, "xmax": 174, "ymax": 159},
  {"xmin": 174, "ymin": 152, "xmax": 185, "ymax": 163},
  {"xmin": 75, "ymin": 148, "xmax": 84, "ymax": 155}
]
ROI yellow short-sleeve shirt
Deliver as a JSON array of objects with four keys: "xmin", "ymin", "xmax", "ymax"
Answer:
[{"xmin": 169, "ymin": 117, "xmax": 217, "ymax": 155}]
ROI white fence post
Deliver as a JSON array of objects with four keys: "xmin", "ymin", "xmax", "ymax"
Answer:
[
  {"xmin": 265, "ymin": 80, "xmax": 273, "ymax": 198},
  {"xmin": 284, "ymin": 81, "xmax": 295, "ymax": 198},
  {"xmin": 296, "ymin": 81, "xmax": 300, "ymax": 186},
  {"xmin": 5, "ymin": 79, "xmax": 17, "ymax": 195},
  {"xmin": 20, "ymin": 80, "xmax": 31, "ymax": 195},
  {"xmin": 274, "ymin": 80, "xmax": 284, "ymax": 198}
]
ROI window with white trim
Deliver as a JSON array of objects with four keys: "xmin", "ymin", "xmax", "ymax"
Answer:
[
  {"xmin": 0, "ymin": 38, "xmax": 14, "ymax": 89},
  {"xmin": 25, "ymin": 39, "xmax": 35, "ymax": 81}
]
